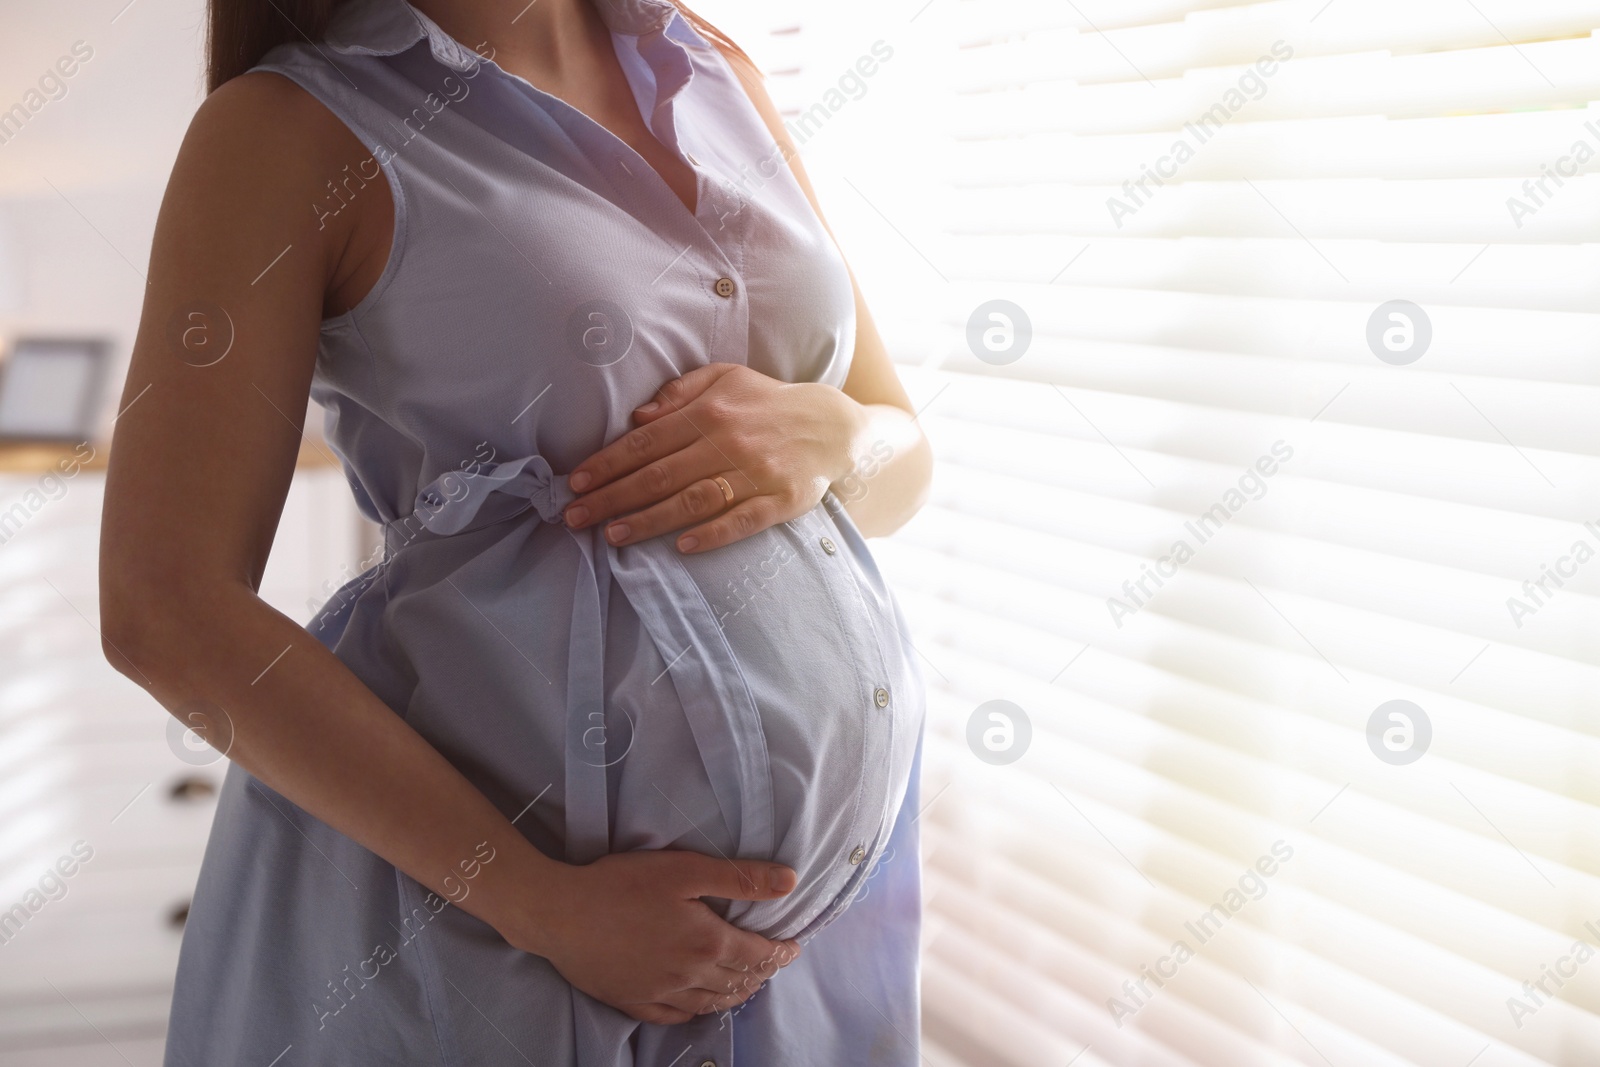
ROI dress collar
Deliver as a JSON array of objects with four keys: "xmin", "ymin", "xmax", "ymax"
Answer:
[{"xmin": 324, "ymin": 0, "xmax": 681, "ymax": 72}]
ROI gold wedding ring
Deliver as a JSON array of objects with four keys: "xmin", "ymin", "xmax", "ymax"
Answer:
[{"xmin": 712, "ymin": 475, "xmax": 735, "ymax": 503}]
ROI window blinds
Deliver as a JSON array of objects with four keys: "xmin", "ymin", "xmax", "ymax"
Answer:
[{"xmin": 839, "ymin": 1, "xmax": 1600, "ymax": 1065}]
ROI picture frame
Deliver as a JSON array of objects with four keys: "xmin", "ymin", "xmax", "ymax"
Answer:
[{"xmin": 0, "ymin": 337, "xmax": 111, "ymax": 443}]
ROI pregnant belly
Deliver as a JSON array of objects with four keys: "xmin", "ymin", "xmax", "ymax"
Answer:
[
  {"xmin": 661, "ymin": 492, "xmax": 925, "ymax": 942},
  {"xmin": 361, "ymin": 469, "xmax": 922, "ymax": 946}
]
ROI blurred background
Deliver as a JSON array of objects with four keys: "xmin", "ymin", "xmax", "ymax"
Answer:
[{"xmin": 2, "ymin": 0, "xmax": 1600, "ymax": 1063}]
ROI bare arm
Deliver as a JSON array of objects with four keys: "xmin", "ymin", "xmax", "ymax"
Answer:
[{"xmin": 99, "ymin": 72, "xmax": 796, "ymax": 1025}]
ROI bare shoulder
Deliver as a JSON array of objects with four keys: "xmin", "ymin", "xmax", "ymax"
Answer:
[
  {"xmin": 195, "ymin": 68, "xmax": 347, "ymax": 134},
  {"xmin": 175, "ymin": 72, "xmax": 359, "ymax": 203},
  {"xmin": 158, "ymin": 71, "xmax": 390, "ymax": 309}
]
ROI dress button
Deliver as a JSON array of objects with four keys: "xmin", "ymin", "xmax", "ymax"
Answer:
[
  {"xmin": 699, "ymin": 1061, "xmax": 716, "ymax": 1067},
  {"xmin": 819, "ymin": 536, "xmax": 836, "ymax": 555},
  {"xmin": 873, "ymin": 686, "xmax": 889, "ymax": 708},
  {"xmin": 849, "ymin": 846, "xmax": 866, "ymax": 865},
  {"xmin": 714, "ymin": 277, "xmax": 736, "ymax": 298},
  {"xmin": 686, "ymin": 151, "xmax": 701, "ymax": 166}
]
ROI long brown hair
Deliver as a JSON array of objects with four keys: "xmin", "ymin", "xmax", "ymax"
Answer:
[{"xmin": 205, "ymin": 0, "xmax": 757, "ymax": 93}]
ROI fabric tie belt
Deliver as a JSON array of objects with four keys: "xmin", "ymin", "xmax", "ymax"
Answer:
[
  {"xmin": 367, "ymin": 453, "xmax": 777, "ymax": 879},
  {"xmin": 385, "ymin": 453, "xmax": 610, "ymax": 865}
]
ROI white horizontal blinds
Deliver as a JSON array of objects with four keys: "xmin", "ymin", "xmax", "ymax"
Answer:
[
  {"xmin": 691, "ymin": 2, "xmax": 808, "ymax": 109},
  {"xmin": 876, "ymin": 0, "xmax": 1600, "ymax": 1064},
  {"xmin": 752, "ymin": 21, "xmax": 804, "ymax": 87}
]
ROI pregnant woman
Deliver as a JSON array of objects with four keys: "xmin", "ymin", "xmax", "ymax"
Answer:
[{"xmin": 97, "ymin": 0, "xmax": 933, "ymax": 1064}]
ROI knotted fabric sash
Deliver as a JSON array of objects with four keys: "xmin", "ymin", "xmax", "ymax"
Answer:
[
  {"xmin": 387, "ymin": 453, "xmax": 610, "ymax": 865},
  {"xmin": 377, "ymin": 453, "xmax": 777, "ymax": 882}
]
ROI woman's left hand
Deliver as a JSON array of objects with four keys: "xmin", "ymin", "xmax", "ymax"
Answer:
[{"xmin": 562, "ymin": 363, "xmax": 862, "ymax": 553}]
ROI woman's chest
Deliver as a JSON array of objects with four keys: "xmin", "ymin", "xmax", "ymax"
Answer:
[
  {"xmin": 561, "ymin": 86, "xmax": 702, "ymax": 218},
  {"xmin": 319, "ymin": 101, "xmax": 856, "ymax": 473}
]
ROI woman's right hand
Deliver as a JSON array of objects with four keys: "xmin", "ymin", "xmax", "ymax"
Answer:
[{"xmin": 513, "ymin": 850, "xmax": 803, "ymax": 1025}]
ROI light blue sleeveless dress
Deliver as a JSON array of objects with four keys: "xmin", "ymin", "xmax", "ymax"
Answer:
[{"xmin": 163, "ymin": 1, "xmax": 926, "ymax": 1064}]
